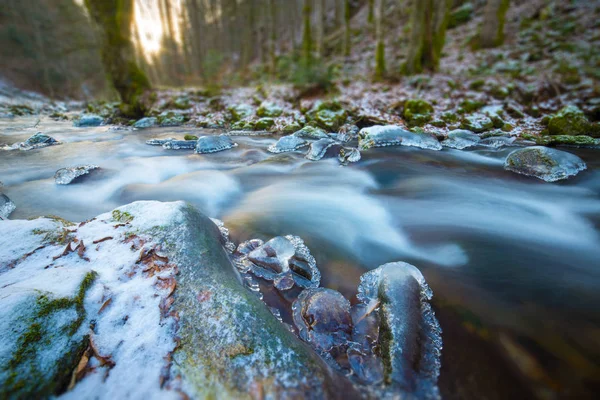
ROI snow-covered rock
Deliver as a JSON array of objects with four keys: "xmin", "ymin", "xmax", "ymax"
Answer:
[
  {"xmin": 54, "ymin": 165, "xmax": 100, "ymax": 185},
  {"xmin": 2, "ymin": 132, "xmax": 60, "ymax": 151},
  {"xmin": 359, "ymin": 125, "xmax": 442, "ymax": 151},
  {"xmin": 0, "ymin": 193, "xmax": 15, "ymax": 219}
]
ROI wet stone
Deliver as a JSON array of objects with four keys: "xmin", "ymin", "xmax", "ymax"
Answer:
[
  {"xmin": 479, "ymin": 135, "xmax": 516, "ymax": 148},
  {"xmin": 145, "ymin": 137, "xmax": 175, "ymax": 146},
  {"xmin": 195, "ymin": 135, "xmax": 238, "ymax": 154},
  {"xmin": 133, "ymin": 117, "xmax": 157, "ymax": 129},
  {"xmin": 162, "ymin": 140, "xmax": 197, "ymax": 150},
  {"xmin": 338, "ymin": 147, "xmax": 361, "ymax": 164},
  {"xmin": 3, "ymin": 132, "xmax": 60, "ymax": 151},
  {"xmin": 293, "ymin": 126, "xmax": 329, "ymax": 139},
  {"xmin": 359, "ymin": 125, "xmax": 442, "ymax": 151},
  {"xmin": 54, "ymin": 164, "xmax": 100, "ymax": 185},
  {"xmin": 0, "ymin": 193, "xmax": 16, "ymax": 219},
  {"xmin": 292, "ymin": 288, "xmax": 353, "ymax": 353},
  {"xmin": 442, "ymin": 129, "xmax": 480, "ymax": 149},
  {"xmin": 305, "ymin": 138, "xmax": 340, "ymax": 161},
  {"xmin": 268, "ymin": 135, "xmax": 309, "ymax": 153},
  {"xmin": 461, "ymin": 114, "xmax": 494, "ymax": 133},
  {"xmin": 73, "ymin": 114, "xmax": 103, "ymax": 127},
  {"xmin": 504, "ymin": 146, "xmax": 587, "ymax": 182}
]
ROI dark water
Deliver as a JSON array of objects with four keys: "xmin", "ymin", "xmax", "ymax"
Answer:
[{"xmin": 1, "ymin": 117, "xmax": 599, "ymax": 398}]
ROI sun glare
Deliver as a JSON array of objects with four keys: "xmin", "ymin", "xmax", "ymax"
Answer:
[{"xmin": 134, "ymin": 0, "xmax": 165, "ymax": 59}]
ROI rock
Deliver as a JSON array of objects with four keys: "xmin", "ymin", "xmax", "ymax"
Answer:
[
  {"xmin": 255, "ymin": 117, "xmax": 275, "ymax": 130},
  {"xmin": 306, "ymin": 100, "xmax": 347, "ymax": 131},
  {"xmin": 158, "ymin": 111, "xmax": 185, "ymax": 127},
  {"xmin": 234, "ymin": 235, "xmax": 321, "ymax": 291},
  {"xmin": 3, "ymin": 132, "xmax": 60, "ymax": 151},
  {"xmin": 226, "ymin": 130, "xmax": 271, "ymax": 136},
  {"xmin": 442, "ymin": 129, "xmax": 480, "ymax": 149},
  {"xmin": 504, "ymin": 146, "xmax": 587, "ymax": 182},
  {"xmin": 359, "ymin": 125, "xmax": 442, "ymax": 151},
  {"xmin": 54, "ymin": 165, "xmax": 100, "ymax": 185},
  {"xmin": 195, "ymin": 135, "xmax": 237, "ymax": 154},
  {"xmin": 133, "ymin": 117, "xmax": 157, "ymax": 129},
  {"xmin": 461, "ymin": 114, "xmax": 494, "ymax": 133},
  {"xmin": 479, "ymin": 136, "xmax": 516, "ymax": 148},
  {"xmin": 268, "ymin": 135, "xmax": 309, "ymax": 153},
  {"xmin": 292, "ymin": 288, "xmax": 353, "ymax": 353},
  {"xmin": 404, "ymin": 99, "xmax": 433, "ymax": 127},
  {"xmin": 338, "ymin": 147, "xmax": 361, "ymax": 164},
  {"xmin": 548, "ymin": 135, "xmax": 598, "ymax": 146},
  {"xmin": 184, "ymin": 135, "xmax": 199, "ymax": 141},
  {"xmin": 145, "ymin": 137, "xmax": 176, "ymax": 146},
  {"xmin": 355, "ymin": 262, "xmax": 442, "ymax": 398},
  {"xmin": 281, "ymin": 121, "xmax": 302, "ymax": 134},
  {"xmin": 305, "ymin": 139, "xmax": 341, "ymax": 161},
  {"xmin": 173, "ymin": 96, "xmax": 190, "ymax": 109},
  {"xmin": 0, "ymin": 202, "xmax": 350, "ymax": 398},
  {"xmin": 257, "ymin": 102, "xmax": 283, "ymax": 117},
  {"xmin": 228, "ymin": 104, "xmax": 254, "ymax": 121},
  {"xmin": 337, "ymin": 124, "xmax": 360, "ymax": 142},
  {"xmin": 163, "ymin": 140, "xmax": 197, "ymax": 150},
  {"xmin": 293, "ymin": 126, "xmax": 329, "ymax": 139},
  {"xmin": 547, "ymin": 105, "xmax": 600, "ymax": 137},
  {"xmin": 0, "ymin": 193, "xmax": 16, "ymax": 219},
  {"xmin": 73, "ymin": 114, "xmax": 103, "ymax": 127}
]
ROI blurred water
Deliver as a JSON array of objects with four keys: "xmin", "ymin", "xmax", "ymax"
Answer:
[{"xmin": 2, "ymin": 116, "xmax": 600, "ymax": 395}]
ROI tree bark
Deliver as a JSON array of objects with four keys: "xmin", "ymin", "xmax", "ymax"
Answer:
[
  {"xmin": 84, "ymin": 0, "xmax": 151, "ymax": 115},
  {"xmin": 479, "ymin": 0, "xmax": 510, "ymax": 48},
  {"xmin": 344, "ymin": 0, "xmax": 351, "ymax": 57},
  {"xmin": 374, "ymin": 0, "xmax": 385, "ymax": 80}
]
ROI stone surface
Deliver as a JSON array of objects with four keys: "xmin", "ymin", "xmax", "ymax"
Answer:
[
  {"xmin": 504, "ymin": 146, "xmax": 587, "ymax": 182},
  {"xmin": 73, "ymin": 114, "xmax": 103, "ymax": 127},
  {"xmin": 442, "ymin": 129, "xmax": 480, "ymax": 149},
  {"xmin": 268, "ymin": 135, "xmax": 309, "ymax": 153},
  {"xmin": 195, "ymin": 135, "xmax": 237, "ymax": 154},
  {"xmin": 133, "ymin": 117, "xmax": 157, "ymax": 129},
  {"xmin": 54, "ymin": 165, "xmax": 100, "ymax": 185},
  {"xmin": 2, "ymin": 132, "xmax": 60, "ymax": 151},
  {"xmin": 0, "ymin": 193, "xmax": 15, "ymax": 219},
  {"xmin": 359, "ymin": 125, "xmax": 442, "ymax": 151}
]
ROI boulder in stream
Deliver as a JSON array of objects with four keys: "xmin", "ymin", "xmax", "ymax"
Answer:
[
  {"xmin": 268, "ymin": 134, "xmax": 309, "ymax": 153},
  {"xmin": 2, "ymin": 132, "xmax": 60, "ymax": 151},
  {"xmin": 54, "ymin": 165, "xmax": 100, "ymax": 185},
  {"xmin": 442, "ymin": 129, "xmax": 480, "ymax": 149},
  {"xmin": 133, "ymin": 117, "xmax": 157, "ymax": 129},
  {"xmin": 0, "ymin": 193, "xmax": 16, "ymax": 219},
  {"xmin": 504, "ymin": 146, "xmax": 587, "ymax": 182},
  {"xmin": 195, "ymin": 134, "xmax": 237, "ymax": 154},
  {"xmin": 73, "ymin": 114, "xmax": 103, "ymax": 127},
  {"xmin": 359, "ymin": 125, "xmax": 442, "ymax": 151}
]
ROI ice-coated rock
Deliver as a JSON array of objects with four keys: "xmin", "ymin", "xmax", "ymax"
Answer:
[
  {"xmin": 0, "ymin": 202, "xmax": 354, "ymax": 399},
  {"xmin": 479, "ymin": 135, "xmax": 516, "ymax": 148},
  {"xmin": 234, "ymin": 235, "xmax": 321, "ymax": 291},
  {"xmin": 145, "ymin": 137, "xmax": 175, "ymax": 146},
  {"xmin": 133, "ymin": 117, "xmax": 157, "ymax": 129},
  {"xmin": 359, "ymin": 125, "xmax": 442, "ymax": 151},
  {"xmin": 461, "ymin": 114, "xmax": 493, "ymax": 133},
  {"xmin": 338, "ymin": 147, "xmax": 361, "ymax": 164},
  {"xmin": 195, "ymin": 134, "xmax": 238, "ymax": 154},
  {"xmin": 0, "ymin": 193, "xmax": 16, "ymax": 219},
  {"xmin": 292, "ymin": 288, "xmax": 353, "ymax": 353},
  {"xmin": 73, "ymin": 114, "xmax": 103, "ymax": 127},
  {"xmin": 442, "ymin": 129, "xmax": 480, "ymax": 149},
  {"xmin": 162, "ymin": 140, "xmax": 197, "ymax": 150},
  {"xmin": 293, "ymin": 126, "xmax": 329, "ymax": 139},
  {"xmin": 504, "ymin": 146, "xmax": 587, "ymax": 182},
  {"xmin": 305, "ymin": 138, "xmax": 341, "ymax": 161},
  {"xmin": 226, "ymin": 130, "xmax": 271, "ymax": 136},
  {"xmin": 336, "ymin": 124, "xmax": 360, "ymax": 142},
  {"xmin": 356, "ymin": 262, "xmax": 442, "ymax": 398},
  {"xmin": 54, "ymin": 165, "xmax": 99, "ymax": 185},
  {"xmin": 158, "ymin": 111, "xmax": 185, "ymax": 127},
  {"xmin": 268, "ymin": 134, "xmax": 309, "ymax": 153},
  {"xmin": 2, "ymin": 132, "xmax": 60, "ymax": 151}
]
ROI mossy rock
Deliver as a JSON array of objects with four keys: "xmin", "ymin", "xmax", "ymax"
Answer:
[
  {"xmin": 547, "ymin": 105, "xmax": 600, "ymax": 137},
  {"xmin": 305, "ymin": 100, "xmax": 348, "ymax": 131},
  {"xmin": 461, "ymin": 114, "xmax": 494, "ymax": 133},
  {"xmin": 256, "ymin": 102, "xmax": 283, "ymax": 118},
  {"xmin": 158, "ymin": 111, "xmax": 186, "ymax": 127},
  {"xmin": 184, "ymin": 135, "xmax": 199, "ymax": 141},
  {"xmin": 228, "ymin": 104, "xmax": 254, "ymax": 122},
  {"xmin": 404, "ymin": 99, "xmax": 433, "ymax": 127},
  {"xmin": 458, "ymin": 99, "xmax": 485, "ymax": 114},
  {"xmin": 173, "ymin": 97, "xmax": 191, "ymax": 110},
  {"xmin": 255, "ymin": 117, "xmax": 275, "ymax": 130},
  {"xmin": 549, "ymin": 135, "xmax": 597, "ymax": 146},
  {"xmin": 281, "ymin": 121, "xmax": 303, "ymax": 134}
]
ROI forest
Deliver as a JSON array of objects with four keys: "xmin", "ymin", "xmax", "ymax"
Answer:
[{"xmin": 0, "ymin": 1, "xmax": 599, "ymax": 400}]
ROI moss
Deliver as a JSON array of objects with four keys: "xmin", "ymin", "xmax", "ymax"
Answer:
[
  {"xmin": 256, "ymin": 103, "xmax": 283, "ymax": 118},
  {"xmin": 3, "ymin": 272, "xmax": 96, "ymax": 398},
  {"xmin": 441, "ymin": 112, "xmax": 459, "ymax": 124},
  {"xmin": 469, "ymin": 79, "xmax": 485, "ymax": 90},
  {"xmin": 228, "ymin": 104, "xmax": 253, "ymax": 122},
  {"xmin": 374, "ymin": 40, "xmax": 386, "ymax": 81},
  {"xmin": 306, "ymin": 101, "xmax": 348, "ymax": 131},
  {"xmin": 281, "ymin": 121, "xmax": 303, "ymax": 134},
  {"xmin": 459, "ymin": 99, "xmax": 484, "ymax": 114},
  {"xmin": 549, "ymin": 135, "xmax": 596, "ymax": 146},
  {"xmin": 112, "ymin": 210, "xmax": 134, "ymax": 224},
  {"xmin": 184, "ymin": 135, "xmax": 199, "ymax": 141},
  {"xmin": 547, "ymin": 105, "xmax": 600, "ymax": 137},
  {"xmin": 448, "ymin": 2, "xmax": 474, "ymax": 29},
  {"xmin": 404, "ymin": 99, "xmax": 433, "ymax": 127},
  {"xmin": 255, "ymin": 118, "xmax": 275, "ymax": 130}
]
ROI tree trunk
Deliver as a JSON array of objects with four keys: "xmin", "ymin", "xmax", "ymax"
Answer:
[
  {"xmin": 479, "ymin": 0, "xmax": 510, "ymax": 48},
  {"xmin": 374, "ymin": 0, "xmax": 385, "ymax": 80},
  {"xmin": 302, "ymin": 0, "xmax": 313, "ymax": 66},
  {"xmin": 315, "ymin": 0, "xmax": 326, "ymax": 58},
  {"xmin": 403, "ymin": 0, "xmax": 449, "ymax": 75},
  {"xmin": 344, "ymin": 0, "xmax": 351, "ymax": 57},
  {"xmin": 368, "ymin": 0, "xmax": 375, "ymax": 25},
  {"xmin": 84, "ymin": 0, "xmax": 151, "ymax": 116}
]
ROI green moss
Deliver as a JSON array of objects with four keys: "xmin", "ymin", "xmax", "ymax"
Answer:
[
  {"xmin": 448, "ymin": 2, "xmax": 473, "ymax": 29},
  {"xmin": 458, "ymin": 99, "xmax": 484, "ymax": 114},
  {"xmin": 256, "ymin": 103, "xmax": 283, "ymax": 118},
  {"xmin": 404, "ymin": 99, "xmax": 433, "ymax": 127},
  {"xmin": 3, "ymin": 272, "xmax": 96, "ymax": 398},
  {"xmin": 374, "ymin": 40, "xmax": 386, "ymax": 81},
  {"xmin": 255, "ymin": 118, "xmax": 275, "ymax": 130},
  {"xmin": 549, "ymin": 135, "xmax": 596, "ymax": 146},
  {"xmin": 547, "ymin": 105, "xmax": 600, "ymax": 137},
  {"xmin": 228, "ymin": 104, "xmax": 253, "ymax": 122},
  {"xmin": 112, "ymin": 210, "xmax": 134, "ymax": 223},
  {"xmin": 281, "ymin": 121, "xmax": 303, "ymax": 134},
  {"xmin": 469, "ymin": 79, "xmax": 485, "ymax": 90},
  {"xmin": 184, "ymin": 135, "xmax": 199, "ymax": 141}
]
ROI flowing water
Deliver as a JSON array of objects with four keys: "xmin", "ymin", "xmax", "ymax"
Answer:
[{"xmin": 2, "ymin": 117, "xmax": 600, "ymax": 398}]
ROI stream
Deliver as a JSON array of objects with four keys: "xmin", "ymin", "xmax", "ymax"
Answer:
[{"xmin": 1, "ymin": 116, "xmax": 600, "ymax": 398}]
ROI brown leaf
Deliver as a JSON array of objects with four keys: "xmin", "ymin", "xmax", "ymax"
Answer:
[
  {"xmin": 98, "ymin": 298, "xmax": 112, "ymax": 315},
  {"xmin": 93, "ymin": 236, "xmax": 113, "ymax": 244}
]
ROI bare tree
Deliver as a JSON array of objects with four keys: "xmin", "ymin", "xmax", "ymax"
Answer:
[{"xmin": 479, "ymin": 0, "xmax": 510, "ymax": 48}]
